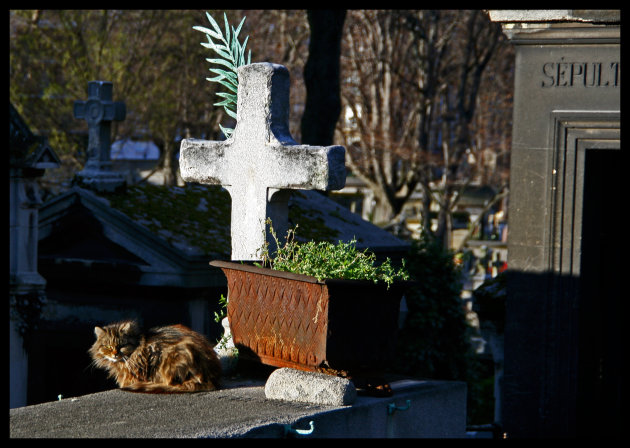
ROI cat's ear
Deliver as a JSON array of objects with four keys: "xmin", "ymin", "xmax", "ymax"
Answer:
[
  {"xmin": 94, "ymin": 326, "xmax": 105, "ymax": 338},
  {"xmin": 120, "ymin": 320, "xmax": 139, "ymax": 335}
]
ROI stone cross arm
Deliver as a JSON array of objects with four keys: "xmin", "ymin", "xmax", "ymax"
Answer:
[
  {"xmin": 74, "ymin": 81, "xmax": 125, "ymax": 128},
  {"xmin": 179, "ymin": 138, "xmax": 345, "ymax": 192}
]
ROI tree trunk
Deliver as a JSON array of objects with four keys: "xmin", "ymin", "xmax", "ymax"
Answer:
[{"xmin": 301, "ymin": 10, "xmax": 346, "ymax": 146}]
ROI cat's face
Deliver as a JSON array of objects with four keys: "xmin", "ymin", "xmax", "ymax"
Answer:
[{"xmin": 91, "ymin": 320, "xmax": 140, "ymax": 364}]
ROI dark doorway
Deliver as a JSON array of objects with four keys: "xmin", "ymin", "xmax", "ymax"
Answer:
[{"xmin": 577, "ymin": 148, "xmax": 621, "ymax": 437}]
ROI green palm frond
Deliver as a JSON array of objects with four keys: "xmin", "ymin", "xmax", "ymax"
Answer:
[{"xmin": 194, "ymin": 12, "xmax": 252, "ymax": 139}]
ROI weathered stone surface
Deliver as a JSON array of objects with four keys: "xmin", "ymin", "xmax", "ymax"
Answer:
[
  {"xmin": 180, "ymin": 63, "xmax": 346, "ymax": 260},
  {"xmin": 487, "ymin": 9, "xmax": 620, "ymax": 23},
  {"xmin": 264, "ymin": 368, "xmax": 356, "ymax": 406},
  {"xmin": 9, "ymin": 378, "xmax": 467, "ymax": 438}
]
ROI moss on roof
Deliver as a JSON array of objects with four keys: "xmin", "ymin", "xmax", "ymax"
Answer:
[
  {"xmin": 104, "ymin": 184, "xmax": 344, "ymax": 259},
  {"xmin": 288, "ymin": 192, "xmax": 340, "ymax": 242},
  {"xmin": 107, "ymin": 183, "xmax": 232, "ymax": 258}
]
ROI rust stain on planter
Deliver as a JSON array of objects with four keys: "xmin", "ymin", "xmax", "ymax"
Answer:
[{"xmin": 210, "ymin": 260, "xmax": 405, "ymax": 377}]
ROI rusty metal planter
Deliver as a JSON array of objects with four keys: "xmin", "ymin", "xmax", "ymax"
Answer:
[{"xmin": 210, "ymin": 260, "xmax": 407, "ymax": 376}]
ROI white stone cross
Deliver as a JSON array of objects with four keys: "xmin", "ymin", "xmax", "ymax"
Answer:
[{"xmin": 180, "ymin": 63, "xmax": 346, "ymax": 260}]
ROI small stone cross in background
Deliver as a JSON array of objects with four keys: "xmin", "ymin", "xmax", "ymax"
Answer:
[
  {"xmin": 180, "ymin": 63, "xmax": 346, "ymax": 260},
  {"xmin": 74, "ymin": 80, "xmax": 126, "ymax": 192}
]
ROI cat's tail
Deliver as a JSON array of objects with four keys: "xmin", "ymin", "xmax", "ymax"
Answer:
[{"xmin": 121, "ymin": 380, "xmax": 218, "ymax": 394}]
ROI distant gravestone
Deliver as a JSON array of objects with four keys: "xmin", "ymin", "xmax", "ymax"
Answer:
[
  {"xmin": 180, "ymin": 63, "xmax": 346, "ymax": 261},
  {"xmin": 74, "ymin": 81, "xmax": 126, "ymax": 192}
]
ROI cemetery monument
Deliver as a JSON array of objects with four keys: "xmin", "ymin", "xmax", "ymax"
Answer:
[
  {"xmin": 9, "ymin": 103, "xmax": 61, "ymax": 408},
  {"xmin": 488, "ymin": 10, "xmax": 620, "ymax": 438},
  {"xmin": 180, "ymin": 61, "xmax": 351, "ymax": 393},
  {"xmin": 180, "ymin": 62, "xmax": 346, "ymax": 261}
]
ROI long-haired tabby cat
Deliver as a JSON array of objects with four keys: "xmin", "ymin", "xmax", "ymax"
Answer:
[{"xmin": 89, "ymin": 320, "xmax": 221, "ymax": 393}]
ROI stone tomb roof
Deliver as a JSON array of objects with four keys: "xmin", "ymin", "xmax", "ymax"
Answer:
[
  {"xmin": 38, "ymin": 183, "xmax": 408, "ymax": 288},
  {"xmin": 10, "ymin": 102, "xmax": 61, "ymax": 171}
]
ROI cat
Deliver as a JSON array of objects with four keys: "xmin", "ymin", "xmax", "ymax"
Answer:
[{"xmin": 89, "ymin": 320, "xmax": 221, "ymax": 393}]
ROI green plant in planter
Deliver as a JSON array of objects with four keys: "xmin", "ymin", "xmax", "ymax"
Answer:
[
  {"xmin": 193, "ymin": 12, "xmax": 252, "ymax": 138},
  {"xmin": 258, "ymin": 219, "xmax": 409, "ymax": 288}
]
